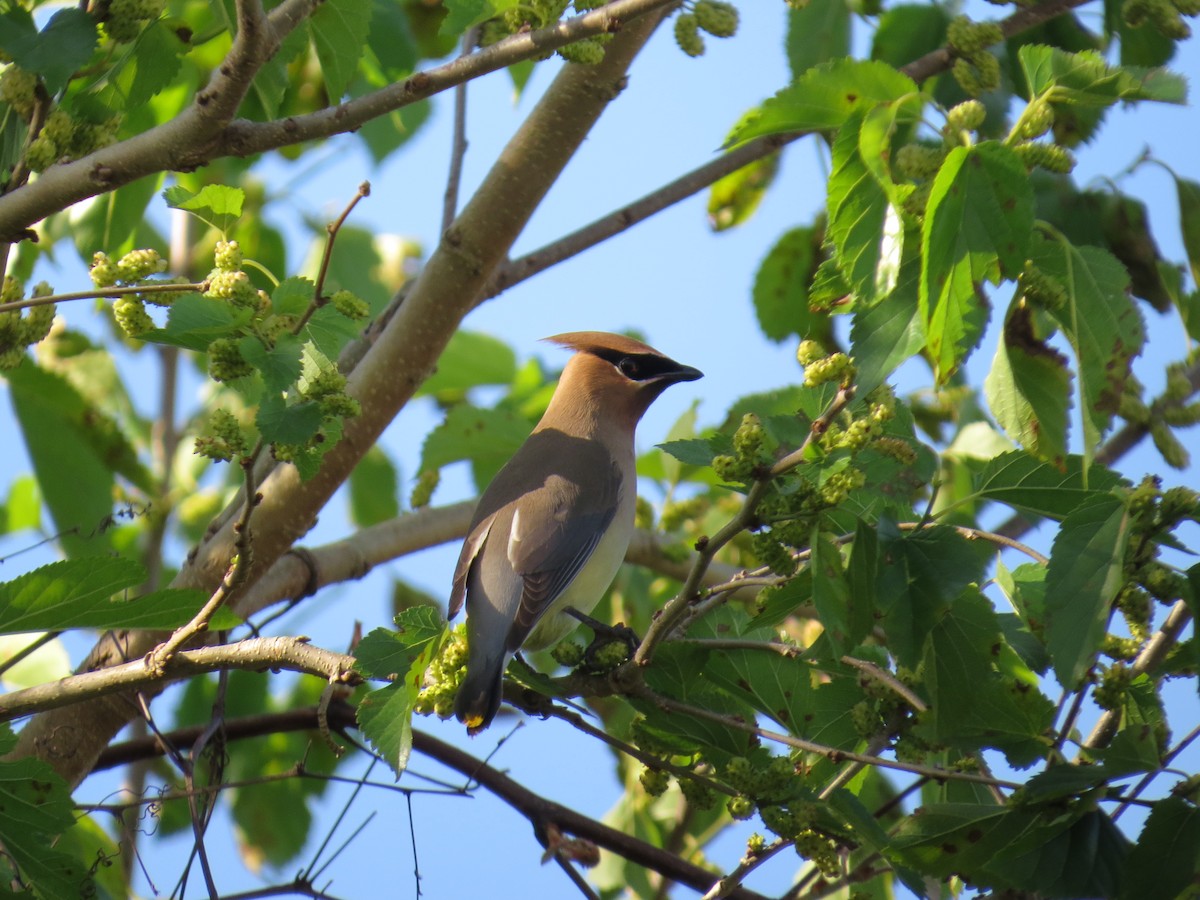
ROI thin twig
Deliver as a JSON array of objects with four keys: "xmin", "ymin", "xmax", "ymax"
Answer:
[
  {"xmin": 0, "ymin": 280, "xmax": 208, "ymax": 314},
  {"xmin": 442, "ymin": 28, "xmax": 477, "ymax": 236},
  {"xmin": 298, "ymin": 181, "xmax": 371, "ymax": 332},
  {"xmin": 839, "ymin": 657, "xmax": 928, "ymax": 712},
  {"xmin": 1112, "ymin": 723, "xmax": 1200, "ymax": 821},
  {"xmin": 701, "ymin": 840, "xmax": 791, "ymax": 900}
]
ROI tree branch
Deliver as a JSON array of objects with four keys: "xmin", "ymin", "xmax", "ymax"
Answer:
[{"xmin": 0, "ymin": 638, "xmax": 359, "ymax": 722}]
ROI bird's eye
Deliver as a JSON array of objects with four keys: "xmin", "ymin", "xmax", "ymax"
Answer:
[{"xmin": 618, "ymin": 357, "xmax": 641, "ymax": 379}]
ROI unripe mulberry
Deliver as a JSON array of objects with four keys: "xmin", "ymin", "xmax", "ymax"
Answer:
[
  {"xmin": 1020, "ymin": 102, "xmax": 1056, "ymax": 139},
  {"xmin": 91, "ymin": 252, "xmax": 120, "ymax": 288},
  {"xmin": 674, "ymin": 13, "xmax": 706, "ymax": 56},
  {"xmin": 207, "ymin": 337, "xmax": 253, "ymax": 382},
  {"xmin": 331, "ymin": 289, "xmax": 369, "ymax": 320},
  {"xmin": 558, "ymin": 38, "xmax": 606, "ymax": 64},
  {"xmin": 1014, "ymin": 142, "xmax": 1076, "ymax": 174},
  {"xmin": 945, "ymin": 99, "xmax": 986, "ymax": 133},
  {"xmin": 114, "ymin": 297, "xmax": 153, "ymax": 337},
  {"xmin": 117, "ymin": 248, "xmax": 167, "ymax": 282},
  {"xmin": 694, "ymin": 0, "xmax": 739, "ymax": 37},
  {"xmin": 214, "ymin": 240, "xmax": 243, "ymax": 272}
]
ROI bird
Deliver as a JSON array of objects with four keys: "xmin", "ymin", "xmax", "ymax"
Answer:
[{"xmin": 449, "ymin": 331, "xmax": 703, "ymax": 732}]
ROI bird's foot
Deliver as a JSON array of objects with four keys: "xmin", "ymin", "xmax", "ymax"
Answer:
[{"xmin": 565, "ymin": 607, "xmax": 640, "ymax": 671}]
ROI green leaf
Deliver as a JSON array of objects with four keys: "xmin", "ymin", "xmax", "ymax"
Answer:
[
  {"xmin": 271, "ymin": 276, "xmax": 316, "ymax": 317},
  {"xmin": 417, "ymin": 330, "xmax": 517, "ymax": 401},
  {"xmin": 257, "ymin": 394, "xmax": 324, "ymax": 446},
  {"xmin": 115, "ymin": 20, "xmax": 187, "ymax": 106},
  {"xmin": 786, "ymin": 0, "xmax": 851, "ymax": 77},
  {"xmin": 420, "ymin": 404, "xmax": 533, "ymax": 491},
  {"xmin": 920, "ymin": 588, "xmax": 1054, "ymax": 766},
  {"xmin": 0, "ymin": 735, "xmax": 91, "ymax": 899},
  {"xmin": 1031, "ymin": 238, "xmax": 1145, "ymax": 458},
  {"xmin": 1018, "ymin": 44, "xmax": 1187, "ymax": 107},
  {"xmin": 1120, "ymin": 796, "xmax": 1200, "ymax": 900},
  {"xmin": 827, "ymin": 112, "xmax": 900, "ymax": 305},
  {"xmin": 439, "ymin": 0, "xmax": 518, "ymax": 36},
  {"xmin": 920, "ymin": 142, "xmax": 1034, "ymax": 382},
  {"xmin": 984, "ymin": 299, "xmax": 1072, "ymax": 465},
  {"xmin": 0, "ymin": 8, "xmax": 97, "ymax": 95},
  {"xmin": 707, "ymin": 145, "xmax": 779, "ymax": 232},
  {"xmin": 349, "ymin": 445, "xmax": 400, "ymax": 526},
  {"xmin": 0, "ymin": 559, "xmax": 239, "ymax": 633},
  {"xmin": 752, "ymin": 226, "xmax": 821, "ymax": 342},
  {"xmin": 1170, "ymin": 173, "xmax": 1200, "ymax": 293},
  {"xmin": 728, "ymin": 60, "xmax": 920, "ymax": 146},
  {"xmin": 309, "ymin": 0, "xmax": 373, "ymax": 101},
  {"xmin": 848, "ymin": 242, "xmax": 924, "ymax": 396},
  {"xmin": 141, "ymin": 293, "xmax": 253, "ymax": 351},
  {"xmin": 239, "ymin": 333, "xmax": 303, "ymax": 396},
  {"xmin": 845, "ymin": 518, "xmax": 879, "ymax": 647},
  {"xmin": 355, "ymin": 608, "xmax": 446, "ymax": 774},
  {"xmin": 657, "ymin": 437, "xmax": 720, "ymax": 468},
  {"xmin": 871, "ymin": 5, "xmax": 949, "ymax": 69},
  {"xmin": 368, "ymin": 0, "xmax": 419, "ymax": 77},
  {"xmin": 2, "ymin": 475, "xmax": 40, "ymax": 534},
  {"xmin": 875, "ymin": 520, "xmax": 990, "ymax": 668},
  {"xmin": 1043, "ymin": 492, "xmax": 1131, "ymax": 688},
  {"xmin": 7, "ymin": 365, "xmax": 124, "ymax": 558},
  {"xmin": 810, "ymin": 532, "xmax": 851, "ymax": 652},
  {"xmin": 973, "ymin": 451, "xmax": 1126, "ymax": 519},
  {"xmin": 162, "ymin": 184, "xmax": 245, "ymax": 236}
]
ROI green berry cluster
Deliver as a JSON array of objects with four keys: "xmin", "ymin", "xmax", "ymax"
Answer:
[
  {"xmin": 551, "ymin": 640, "xmax": 585, "ymax": 667},
  {"xmin": 113, "ymin": 297, "xmax": 154, "ymax": 338},
  {"xmin": 0, "ymin": 280, "xmax": 57, "ymax": 370},
  {"xmin": 91, "ymin": 249, "xmax": 168, "ymax": 291},
  {"xmin": 99, "ymin": 0, "xmax": 167, "ymax": 44},
  {"xmin": 207, "ymin": 337, "xmax": 253, "ymax": 382},
  {"xmin": 794, "ymin": 829, "xmax": 840, "ymax": 878},
  {"xmin": 194, "ymin": 409, "xmax": 248, "ymax": 462},
  {"xmin": 24, "ymin": 109, "xmax": 121, "ymax": 172},
  {"xmin": 799, "ymin": 349, "xmax": 855, "ymax": 389},
  {"xmin": 677, "ymin": 771, "xmax": 718, "ymax": 810},
  {"xmin": 639, "ymin": 766, "xmax": 671, "ymax": 797},
  {"xmin": 1013, "ymin": 141, "xmax": 1076, "ymax": 174},
  {"xmin": 414, "ymin": 626, "xmax": 469, "ymax": 719},
  {"xmin": 722, "ymin": 754, "xmax": 799, "ymax": 804},
  {"xmin": 302, "ymin": 366, "xmax": 361, "ymax": 420},
  {"xmin": 1093, "ymin": 662, "xmax": 1132, "ymax": 710},
  {"xmin": 727, "ymin": 794, "xmax": 756, "ymax": 820},
  {"xmin": 752, "ymin": 530, "xmax": 798, "ymax": 576},
  {"xmin": 410, "ymin": 468, "xmax": 440, "ymax": 508},
  {"xmin": 0, "ymin": 65, "xmax": 37, "ymax": 120},
  {"xmin": 894, "ymin": 143, "xmax": 946, "ymax": 181},
  {"xmin": 1124, "ymin": 0, "xmax": 1199, "ymax": 39},
  {"xmin": 330, "ymin": 289, "xmax": 369, "ymax": 320},
  {"xmin": 944, "ymin": 99, "xmax": 987, "ymax": 138},
  {"xmin": 713, "ymin": 413, "xmax": 777, "ymax": 484},
  {"xmin": 673, "ymin": 1, "xmax": 739, "ymax": 57},
  {"xmin": 947, "ymin": 16, "xmax": 1003, "ymax": 96},
  {"xmin": 1018, "ymin": 101, "xmax": 1056, "ymax": 140}
]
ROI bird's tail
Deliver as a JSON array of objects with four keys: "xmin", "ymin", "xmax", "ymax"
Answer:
[{"xmin": 454, "ymin": 650, "xmax": 505, "ymax": 735}]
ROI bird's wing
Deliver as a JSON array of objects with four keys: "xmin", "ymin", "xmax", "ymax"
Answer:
[
  {"xmin": 506, "ymin": 458, "xmax": 623, "ymax": 648},
  {"xmin": 448, "ymin": 515, "xmax": 494, "ymax": 619}
]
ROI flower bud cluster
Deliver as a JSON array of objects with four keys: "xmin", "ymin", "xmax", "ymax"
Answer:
[
  {"xmin": 413, "ymin": 626, "xmax": 469, "ymax": 719},
  {"xmin": 1124, "ymin": 0, "xmax": 1199, "ymax": 39},
  {"xmin": 947, "ymin": 16, "xmax": 1003, "ymax": 96},
  {"xmin": 0, "ymin": 279, "xmax": 56, "ymax": 370},
  {"xmin": 674, "ymin": 1, "xmax": 739, "ymax": 57},
  {"xmin": 194, "ymin": 409, "xmax": 248, "ymax": 462}
]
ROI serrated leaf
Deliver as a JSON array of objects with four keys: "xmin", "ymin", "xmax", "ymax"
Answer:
[
  {"xmin": 827, "ymin": 112, "xmax": 895, "ymax": 305},
  {"xmin": 875, "ymin": 520, "xmax": 991, "ymax": 668},
  {"xmin": 257, "ymin": 393, "xmax": 324, "ymax": 446},
  {"xmin": 0, "ymin": 559, "xmax": 239, "ymax": 633},
  {"xmin": 728, "ymin": 59, "xmax": 920, "ymax": 146},
  {"xmin": 1031, "ymin": 238, "xmax": 1145, "ymax": 459},
  {"xmin": 1043, "ymin": 492, "xmax": 1131, "ymax": 688},
  {"xmin": 163, "ymin": 184, "xmax": 245, "ymax": 236},
  {"xmin": 810, "ymin": 532, "xmax": 851, "ymax": 652},
  {"xmin": 272, "ymin": 276, "xmax": 316, "ymax": 317},
  {"xmin": 1019, "ymin": 44, "xmax": 1187, "ymax": 106},
  {"xmin": 1171, "ymin": 173, "xmax": 1200, "ymax": 292},
  {"xmin": 920, "ymin": 588, "xmax": 1054, "ymax": 766},
  {"xmin": 309, "ymin": 0, "xmax": 373, "ymax": 100},
  {"xmin": 116, "ymin": 20, "xmax": 186, "ymax": 106},
  {"xmin": 849, "ymin": 240, "xmax": 924, "ymax": 396},
  {"xmin": 1120, "ymin": 796, "xmax": 1200, "ymax": 900},
  {"xmin": 438, "ymin": 0, "xmax": 519, "ymax": 37},
  {"xmin": 921, "ymin": 143, "xmax": 1034, "ymax": 383},
  {"xmin": 239, "ymin": 333, "xmax": 303, "ymax": 395},
  {"xmin": 0, "ymin": 742, "xmax": 90, "ymax": 899},
  {"xmin": 984, "ymin": 299, "xmax": 1072, "ymax": 465},
  {"xmin": 752, "ymin": 226, "xmax": 820, "ymax": 341},
  {"xmin": 0, "ymin": 8, "xmax": 97, "ymax": 95},
  {"xmin": 973, "ymin": 451, "xmax": 1126, "ymax": 519},
  {"xmin": 349, "ymin": 445, "xmax": 400, "ymax": 526},
  {"xmin": 141, "ymin": 293, "xmax": 253, "ymax": 351},
  {"xmin": 787, "ymin": 0, "xmax": 850, "ymax": 77},
  {"xmin": 656, "ymin": 438, "xmax": 719, "ymax": 468},
  {"xmin": 417, "ymin": 330, "xmax": 516, "ymax": 400},
  {"xmin": 871, "ymin": 4, "xmax": 949, "ymax": 68},
  {"xmin": 355, "ymin": 608, "xmax": 446, "ymax": 774}
]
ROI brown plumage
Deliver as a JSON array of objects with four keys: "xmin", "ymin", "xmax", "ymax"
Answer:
[{"xmin": 450, "ymin": 332, "xmax": 702, "ymax": 732}]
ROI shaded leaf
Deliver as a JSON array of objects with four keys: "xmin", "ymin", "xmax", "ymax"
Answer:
[
  {"xmin": 420, "ymin": 403, "xmax": 532, "ymax": 491},
  {"xmin": 787, "ymin": 0, "xmax": 851, "ymax": 77},
  {"xmin": 349, "ymin": 445, "xmax": 400, "ymax": 526},
  {"xmin": 143, "ymin": 294, "xmax": 253, "ymax": 351},
  {"xmin": 309, "ymin": 0, "xmax": 373, "ymax": 100},
  {"xmin": 1120, "ymin": 796, "xmax": 1200, "ymax": 900},
  {"xmin": 0, "ymin": 8, "xmax": 97, "ymax": 95},
  {"xmin": 973, "ymin": 451, "xmax": 1126, "ymax": 519},
  {"xmin": 1044, "ymin": 492, "xmax": 1131, "ymax": 688},
  {"xmin": 752, "ymin": 226, "xmax": 821, "ymax": 341},
  {"xmin": 417, "ymin": 330, "xmax": 517, "ymax": 400}
]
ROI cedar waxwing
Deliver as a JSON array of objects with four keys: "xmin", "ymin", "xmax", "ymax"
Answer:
[{"xmin": 449, "ymin": 332, "xmax": 703, "ymax": 732}]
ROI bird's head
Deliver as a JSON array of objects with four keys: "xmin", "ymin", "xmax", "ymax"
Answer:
[{"xmin": 542, "ymin": 331, "xmax": 703, "ymax": 429}]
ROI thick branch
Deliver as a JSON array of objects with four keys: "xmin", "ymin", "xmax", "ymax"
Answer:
[{"xmin": 0, "ymin": 638, "xmax": 358, "ymax": 722}]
